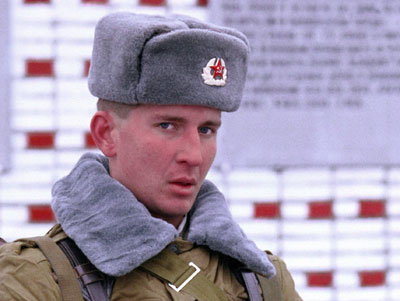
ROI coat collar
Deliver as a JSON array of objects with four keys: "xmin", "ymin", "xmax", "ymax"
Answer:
[{"xmin": 51, "ymin": 153, "xmax": 275, "ymax": 278}]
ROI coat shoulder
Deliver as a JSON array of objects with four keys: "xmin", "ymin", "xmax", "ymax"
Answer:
[
  {"xmin": 263, "ymin": 251, "xmax": 303, "ymax": 301},
  {"xmin": 0, "ymin": 233, "xmax": 62, "ymax": 300}
]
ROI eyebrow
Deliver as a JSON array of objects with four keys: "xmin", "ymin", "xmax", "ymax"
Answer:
[
  {"xmin": 202, "ymin": 120, "xmax": 222, "ymax": 128},
  {"xmin": 153, "ymin": 114, "xmax": 221, "ymax": 128},
  {"xmin": 154, "ymin": 115, "xmax": 185, "ymax": 122}
]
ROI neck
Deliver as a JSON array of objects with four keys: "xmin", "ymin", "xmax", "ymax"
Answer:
[{"xmin": 151, "ymin": 212, "xmax": 184, "ymax": 229}]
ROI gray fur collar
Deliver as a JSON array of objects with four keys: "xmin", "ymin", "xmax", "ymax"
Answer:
[{"xmin": 51, "ymin": 153, "xmax": 275, "ymax": 278}]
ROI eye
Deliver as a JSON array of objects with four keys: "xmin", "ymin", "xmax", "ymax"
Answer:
[
  {"xmin": 159, "ymin": 122, "xmax": 173, "ymax": 130},
  {"xmin": 199, "ymin": 127, "xmax": 214, "ymax": 135}
]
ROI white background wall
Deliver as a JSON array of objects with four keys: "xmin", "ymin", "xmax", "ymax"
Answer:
[{"xmin": 0, "ymin": 1, "xmax": 399, "ymax": 300}]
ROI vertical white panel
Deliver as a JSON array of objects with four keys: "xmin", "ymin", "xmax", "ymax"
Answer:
[{"xmin": 0, "ymin": 0, "xmax": 10, "ymax": 172}]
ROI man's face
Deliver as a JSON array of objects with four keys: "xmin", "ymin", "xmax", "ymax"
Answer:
[{"xmin": 110, "ymin": 104, "xmax": 221, "ymax": 227}]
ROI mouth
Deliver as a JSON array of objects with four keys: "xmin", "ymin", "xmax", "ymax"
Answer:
[
  {"xmin": 169, "ymin": 178, "xmax": 196, "ymax": 187},
  {"xmin": 168, "ymin": 178, "xmax": 197, "ymax": 195}
]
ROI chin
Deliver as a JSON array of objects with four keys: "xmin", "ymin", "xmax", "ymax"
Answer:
[{"xmin": 167, "ymin": 201, "xmax": 194, "ymax": 215}]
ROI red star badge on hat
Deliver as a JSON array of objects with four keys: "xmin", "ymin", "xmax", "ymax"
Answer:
[
  {"xmin": 202, "ymin": 57, "xmax": 227, "ymax": 86},
  {"xmin": 210, "ymin": 58, "xmax": 224, "ymax": 79}
]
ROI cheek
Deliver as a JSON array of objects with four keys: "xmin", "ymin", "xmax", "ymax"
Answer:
[
  {"xmin": 202, "ymin": 142, "xmax": 217, "ymax": 169},
  {"xmin": 129, "ymin": 139, "xmax": 171, "ymax": 172},
  {"xmin": 117, "ymin": 132, "xmax": 145, "ymax": 171}
]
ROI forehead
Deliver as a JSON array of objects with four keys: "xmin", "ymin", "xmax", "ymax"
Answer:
[{"xmin": 127, "ymin": 104, "xmax": 221, "ymax": 122}]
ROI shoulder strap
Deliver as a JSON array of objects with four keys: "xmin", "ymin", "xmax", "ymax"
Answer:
[
  {"xmin": 29, "ymin": 236, "xmax": 84, "ymax": 301},
  {"xmin": 241, "ymin": 270, "xmax": 262, "ymax": 301},
  {"xmin": 256, "ymin": 273, "xmax": 283, "ymax": 301},
  {"xmin": 141, "ymin": 248, "xmax": 229, "ymax": 301},
  {"xmin": 57, "ymin": 237, "xmax": 112, "ymax": 301},
  {"xmin": 255, "ymin": 253, "xmax": 283, "ymax": 301},
  {"xmin": 229, "ymin": 254, "xmax": 282, "ymax": 301}
]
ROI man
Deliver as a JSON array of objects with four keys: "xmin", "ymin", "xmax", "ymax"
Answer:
[{"xmin": 0, "ymin": 12, "xmax": 302, "ymax": 300}]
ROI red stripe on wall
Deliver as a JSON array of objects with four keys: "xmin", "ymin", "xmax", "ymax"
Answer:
[
  {"xmin": 81, "ymin": 0, "xmax": 109, "ymax": 4},
  {"xmin": 27, "ymin": 132, "xmax": 55, "ymax": 149},
  {"xmin": 254, "ymin": 202, "xmax": 280, "ymax": 218},
  {"xmin": 308, "ymin": 201, "xmax": 333, "ymax": 219},
  {"xmin": 139, "ymin": 0, "xmax": 165, "ymax": 6},
  {"xmin": 307, "ymin": 272, "xmax": 333, "ymax": 287},
  {"xmin": 359, "ymin": 271, "xmax": 386, "ymax": 286},
  {"xmin": 25, "ymin": 59, "xmax": 54, "ymax": 77},
  {"xmin": 359, "ymin": 200, "xmax": 386, "ymax": 218},
  {"xmin": 29, "ymin": 205, "xmax": 55, "ymax": 223},
  {"xmin": 197, "ymin": 0, "xmax": 208, "ymax": 6},
  {"xmin": 24, "ymin": 0, "xmax": 51, "ymax": 3},
  {"xmin": 84, "ymin": 60, "xmax": 91, "ymax": 77}
]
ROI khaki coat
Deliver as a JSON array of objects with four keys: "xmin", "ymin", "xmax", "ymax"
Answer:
[{"xmin": 0, "ymin": 225, "xmax": 302, "ymax": 300}]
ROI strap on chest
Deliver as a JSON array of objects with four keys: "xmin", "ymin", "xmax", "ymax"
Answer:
[
  {"xmin": 141, "ymin": 248, "xmax": 229, "ymax": 301},
  {"xmin": 57, "ymin": 238, "xmax": 111, "ymax": 301},
  {"xmin": 27, "ymin": 236, "xmax": 84, "ymax": 301}
]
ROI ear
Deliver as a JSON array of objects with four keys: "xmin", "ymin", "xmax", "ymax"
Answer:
[{"xmin": 90, "ymin": 111, "xmax": 118, "ymax": 157}]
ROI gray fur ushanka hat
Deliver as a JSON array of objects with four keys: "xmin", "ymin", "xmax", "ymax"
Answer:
[{"xmin": 88, "ymin": 12, "xmax": 250, "ymax": 112}]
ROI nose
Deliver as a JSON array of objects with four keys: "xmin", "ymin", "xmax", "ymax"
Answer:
[{"xmin": 175, "ymin": 129, "xmax": 203, "ymax": 166}]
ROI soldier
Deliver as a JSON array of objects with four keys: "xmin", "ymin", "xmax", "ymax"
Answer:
[{"xmin": 0, "ymin": 12, "xmax": 302, "ymax": 300}]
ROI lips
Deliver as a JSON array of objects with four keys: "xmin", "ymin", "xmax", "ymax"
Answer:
[
  {"xmin": 168, "ymin": 177, "xmax": 197, "ymax": 196},
  {"xmin": 169, "ymin": 177, "xmax": 196, "ymax": 186}
]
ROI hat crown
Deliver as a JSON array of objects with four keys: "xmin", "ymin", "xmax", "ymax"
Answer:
[{"xmin": 88, "ymin": 12, "xmax": 249, "ymax": 112}]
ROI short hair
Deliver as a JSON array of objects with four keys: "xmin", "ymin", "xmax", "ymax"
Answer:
[{"xmin": 96, "ymin": 98, "xmax": 137, "ymax": 119}]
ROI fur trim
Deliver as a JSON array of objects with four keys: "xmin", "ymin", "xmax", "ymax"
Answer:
[
  {"xmin": 51, "ymin": 153, "xmax": 275, "ymax": 277},
  {"xmin": 188, "ymin": 181, "xmax": 276, "ymax": 277}
]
